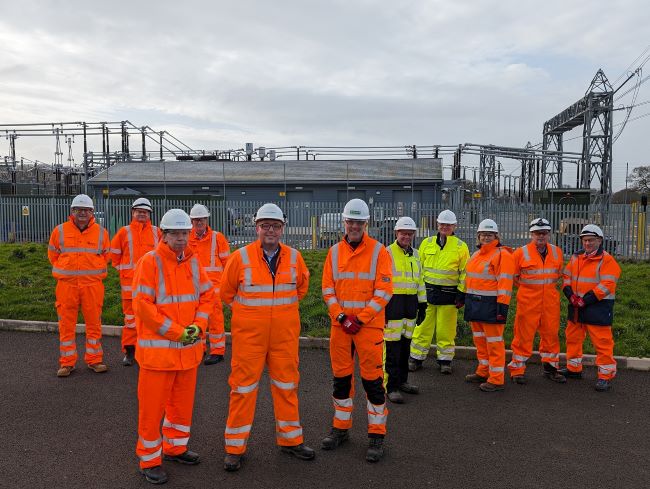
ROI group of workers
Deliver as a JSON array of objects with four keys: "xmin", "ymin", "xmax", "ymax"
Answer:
[{"xmin": 47, "ymin": 194, "xmax": 621, "ymax": 485}]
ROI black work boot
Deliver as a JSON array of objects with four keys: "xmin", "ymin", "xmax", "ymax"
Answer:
[
  {"xmin": 122, "ymin": 345, "xmax": 136, "ymax": 367},
  {"xmin": 398, "ymin": 382, "xmax": 419, "ymax": 394},
  {"xmin": 203, "ymin": 354, "xmax": 224, "ymax": 366},
  {"xmin": 543, "ymin": 364, "xmax": 567, "ymax": 383},
  {"xmin": 321, "ymin": 428, "xmax": 349, "ymax": 450},
  {"xmin": 465, "ymin": 373, "xmax": 488, "ymax": 383},
  {"xmin": 224, "ymin": 453, "xmax": 242, "ymax": 472},
  {"xmin": 163, "ymin": 450, "xmax": 200, "ymax": 465},
  {"xmin": 386, "ymin": 390, "xmax": 405, "ymax": 404},
  {"xmin": 280, "ymin": 443, "xmax": 316, "ymax": 460},
  {"xmin": 140, "ymin": 465, "xmax": 168, "ymax": 485},
  {"xmin": 558, "ymin": 367, "xmax": 583, "ymax": 379},
  {"xmin": 366, "ymin": 437, "xmax": 384, "ymax": 463},
  {"xmin": 408, "ymin": 357, "xmax": 423, "ymax": 372}
]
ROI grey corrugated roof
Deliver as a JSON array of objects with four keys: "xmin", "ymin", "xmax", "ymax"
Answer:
[{"xmin": 88, "ymin": 158, "xmax": 442, "ymax": 184}]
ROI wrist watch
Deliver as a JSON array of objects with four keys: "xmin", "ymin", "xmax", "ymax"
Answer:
[{"xmin": 336, "ymin": 313, "xmax": 346, "ymax": 323}]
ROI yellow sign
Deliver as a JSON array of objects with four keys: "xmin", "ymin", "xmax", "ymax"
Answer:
[
  {"xmin": 102, "ymin": 188, "xmax": 109, "ymax": 197},
  {"xmin": 473, "ymin": 192, "xmax": 482, "ymax": 198},
  {"xmin": 21, "ymin": 205, "xmax": 30, "ymax": 217},
  {"xmin": 279, "ymin": 191, "xmax": 286, "ymax": 197}
]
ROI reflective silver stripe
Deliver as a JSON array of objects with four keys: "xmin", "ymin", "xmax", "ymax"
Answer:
[
  {"xmin": 322, "ymin": 287, "xmax": 336, "ymax": 295},
  {"xmin": 277, "ymin": 428, "xmax": 303, "ymax": 439},
  {"xmin": 163, "ymin": 436, "xmax": 189, "ymax": 446},
  {"xmin": 550, "ymin": 244, "xmax": 559, "ymax": 260},
  {"xmin": 479, "ymin": 359, "xmax": 489, "ymax": 365},
  {"xmin": 199, "ymin": 282, "xmax": 212, "ymax": 293},
  {"xmin": 139, "ymin": 436, "xmax": 162, "ymax": 449},
  {"xmin": 508, "ymin": 361, "xmax": 526, "ymax": 368},
  {"xmin": 225, "ymin": 424, "xmax": 252, "ymax": 435},
  {"xmin": 326, "ymin": 297, "xmax": 338, "ymax": 306},
  {"xmin": 521, "ymin": 245, "xmax": 530, "ymax": 261},
  {"xmin": 205, "ymin": 266, "xmax": 224, "ymax": 272},
  {"xmin": 196, "ymin": 312, "xmax": 209, "ymax": 320},
  {"xmin": 598, "ymin": 364, "xmax": 616, "ymax": 373},
  {"xmin": 121, "ymin": 285, "xmax": 133, "ymax": 292},
  {"xmin": 242, "ymin": 284, "xmax": 275, "ymax": 293},
  {"xmin": 411, "ymin": 342, "xmax": 429, "ymax": 353},
  {"xmin": 497, "ymin": 289, "xmax": 512, "ymax": 297},
  {"xmin": 239, "ymin": 246, "xmax": 250, "ymax": 265},
  {"xmin": 208, "ymin": 333, "xmax": 224, "ymax": 339},
  {"xmin": 333, "ymin": 397, "xmax": 353, "ymax": 408},
  {"xmin": 466, "ymin": 272, "xmax": 495, "ymax": 280},
  {"xmin": 115, "ymin": 264, "xmax": 132, "ymax": 270},
  {"xmin": 219, "ymin": 252, "xmax": 230, "ymax": 258},
  {"xmin": 512, "ymin": 354, "xmax": 528, "ymax": 361},
  {"xmin": 277, "ymin": 420, "xmax": 301, "ymax": 428},
  {"xmin": 124, "ymin": 324, "xmax": 136, "ymax": 329},
  {"xmin": 358, "ymin": 242, "xmax": 382, "ymax": 280},
  {"xmin": 539, "ymin": 352, "xmax": 557, "ymax": 358},
  {"xmin": 86, "ymin": 347, "xmax": 102, "ymax": 354},
  {"xmin": 158, "ymin": 318, "xmax": 173, "ymax": 336},
  {"xmin": 497, "ymin": 273, "xmax": 513, "ymax": 280},
  {"xmin": 597, "ymin": 284, "xmax": 611, "ymax": 295},
  {"xmin": 600, "ymin": 274, "xmax": 619, "ymax": 282},
  {"xmin": 603, "ymin": 293, "xmax": 616, "ymax": 299},
  {"xmin": 340, "ymin": 300, "xmax": 367, "ymax": 308},
  {"xmin": 152, "ymin": 226, "xmax": 160, "ymax": 246},
  {"xmin": 472, "ymin": 331, "xmax": 485, "ymax": 337},
  {"xmin": 489, "ymin": 366, "xmax": 505, "ymax": 372},
  {"xmin": 225, "ymin": 439, "xmax": 246, "ymax": 447},
  {"xmin": 152, "ymin": 252, "xmax": 200, "ymax": 305},
  {"xmin": 60, "ymin": 349, "xmax": 76, "ymax": 357},
  {"xmin": 134, "ymin": 285, "xmax": 155, "ymax": 297},
  {"xmin": 275, "ymin": 283, "xmax": 297, "ymax": 292},
  {"xmin": 210, "ymin": 231, "xmax": 218, "ymax": 269},
  {"xmin": 59, "ymin": 247, "xmax": 105, "ymax": 253},
  {"xmin": 163, "ymin": 419, "xmax": 191, "ymax": 433},
  {"xmin": 139, "ymin": 448, "xmax": 162, "ymax": 462},
  {"xmin": 60, "ymin": 340, "xmax": 75, "ymax": 347},
  {"xmin": 125, "ymin": 225, "xmax": 134, "ymax": 269},
  {"xmin": 427, "ymin": 277, "xmax": 459, "ymax": 286},
  {"xmin": 234, "ymin": 382, "xmax": 259, "ymax": 394},
  {"xmin": 367, "ymin": 401, "xmax": 387, "ymax": 425},
  {"xmin": 334, "ymin": 411, "xmax": 352, "ymax": 421},
  {"xmin": 424, "ymin": 268, "xmax": 459, "ymax": 276},
  {"xmin": 384, "ymin": 331, "xmax": 402, "ymax": 340},
  {"xmin": 373, "ymin": 289, "xmax": 392, "ymax": 301},
  {"xmin": 138, "ymin": 339, "xmax": 199, "ymax": 349},
  {"xmin": 568, "ymin": 358, "xmax": 583, "ymax": 366},
  {"xmin": 486, "ymin": 336, "xmax": 503, "ymax": 343},
  {"xmin": 521, "ymin": 268, "xmax": 561, "ymax": 275},
  {"xmin": 87, "ymin": 338, "xmax": 100, "ymax": 345},
  {"xmin": 270, "ymin": 378, "xmax": 296, "ymax": 390},
  {"xmin": 368, "ymin": 300, "xmax": 383, "ymax": 312},
  {"xmin": 519, "ymin": 278, "xmax": 558, "ymax": 285},
  {"xmin": 393, "ymin": 282, "xmax": 419, "ymax": 290},
  {"xmin": 52, "ymin": 267, "xmax": 107, "ymax": 276},
  {"xmin": 467, "ymin": 288, "xmax": 497, "ymax": 296},
  {"xmin": 48, "ymin": 245, "xmax": 60, "ymax": 252},
  {"xmin": 331, "ymin": 244, "xmax": 353, "ymax": 280},
  {"xmin": 234, "ymin": 296, "xmax": 298, "ymax": 306}
]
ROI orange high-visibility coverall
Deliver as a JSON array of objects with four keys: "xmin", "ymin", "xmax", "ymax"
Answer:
[
  {"xmin": 562, "ymin": 248, "xmax": 621, "ymax": 380},
  {"xmin": 507, "ymin": 242, "xmax": 564, "ymax": 376},
  {"xmin": 132, "ymin": 243, "xmax": 214, "ymax": 469},
  {"xmin": 322, "ymin": 234, "xmax": 393, "ymax": 437},
  {"xmin": 48, "ymin": 216, "xmax": 110, "ymax": 367},
  {"xmin": 189, "ymin": 226, "xmax": 230, "ymax": 355},
  {"xmin": 221, "ymin": 242, "xmax": 309, "ymax": 454},
  {"xmin": 463, "ymin": 240, "xmax": 514, "ymax": 386},
  {"xmin": 110, "ymin": 220, "xmax": 161, "ymax": 351}
]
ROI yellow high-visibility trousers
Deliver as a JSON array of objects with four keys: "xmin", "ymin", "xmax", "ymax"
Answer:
[{"xmin": 409, "ymin": 304, "xmax": 457, "ymax": 362}]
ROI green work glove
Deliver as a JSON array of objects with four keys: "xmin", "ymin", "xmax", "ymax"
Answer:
[
  {"xmin": 179, "ymin": 328, "xmax": 193, "ymax": 345},
  {"xmin": 187, "ymin": 324, "xmax": 201, "ymax": 340}
]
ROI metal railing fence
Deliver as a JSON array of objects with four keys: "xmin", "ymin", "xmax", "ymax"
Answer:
[{"xmin": 1, "ymin": 195, "xmax": 648, "ymax": 259}]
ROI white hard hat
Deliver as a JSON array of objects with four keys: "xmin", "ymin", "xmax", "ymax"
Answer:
[
  {"xmin": 71, "ymin": 194, "xmax": 94, "ymax": 210},
  {"xmin": 254, "ymin": 203, "xmax": 286, "ymax": 223},
  {"xmin": 132, "ymin": 197, "xmax": 153, "ymax": 212},
  {"xmin": 189, "ymin": 203, "xmax": 211, "ymax": 219},
  {"xmin": 160, "ymin": 209, "xmax": 192, "ymax": 231},
  {"xmin": 342, "ymin": 198, "xmax": 370, "ymax": 221},
  {"xmin": 579, "ymin": 224, "xmax": 604, "ymax": 238},
  {"xmin": 477, "ymin": 219, "xmax": 499, "ymax": 233},
  {"xmin": 529, "ymin": 217, "xmax": 551, "ymax": 232},
  {"xmin": 437, "ymin": 209, "xmax": 457, "ymax": 225},
  {"xmin": 394, "ymin": 216, "xmax": 417, "ymax": 233}
]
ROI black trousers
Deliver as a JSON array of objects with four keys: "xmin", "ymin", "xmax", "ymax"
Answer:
[{"xmin": 385, "ymin": 335, "xmax": 411, "ymax": 392}]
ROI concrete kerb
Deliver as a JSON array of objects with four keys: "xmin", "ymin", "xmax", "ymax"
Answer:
[{"xmin": 1, "ymin": 318, "xmax": 649, "ymax": 372}]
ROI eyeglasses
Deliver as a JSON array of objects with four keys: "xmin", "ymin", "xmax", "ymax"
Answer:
[{"xmin": 258, "ymin": 223, "xmax": 283, "ymax": 231}]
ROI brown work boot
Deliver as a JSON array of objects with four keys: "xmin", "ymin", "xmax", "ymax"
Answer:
[
  {"xmin": 57, "ymin": 366, "xmax": 75, "ymax": 377},
  {"xmin": 465, "ymin": 373, "xmax": 487, "ymax": 383},
  {"xmin": 543, "ymin": 364, "xmax": 567, "ymax": 383},
  {"xmin": 510, "ymin": 375, "xmax": 527, "ymax": 385},
  {"xmin": 479, "ymin": 382, "xmax": 505, "ymax": 392},
  {"xmin": 87, "ymin": 363, "xmax": 108, "ymax": 373}
]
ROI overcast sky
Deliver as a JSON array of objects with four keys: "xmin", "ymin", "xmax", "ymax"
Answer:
[{"xmin": 1, "ymin": 0, "xmax": 649, "ymax": 191}]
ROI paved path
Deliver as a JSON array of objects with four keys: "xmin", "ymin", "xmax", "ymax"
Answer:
[{"xmin": 2, "ymin": 330, "xmax": 649, "ymax": 489}]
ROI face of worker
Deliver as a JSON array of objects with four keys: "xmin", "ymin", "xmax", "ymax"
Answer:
[
  {"xmin": 437, "ymin": 222, "xmax": 456, "ymax": 237},
  {"xmin": 396, "ymin": 230, "xmax": 415, "ymax": 248},
  {"xmin": 530, "ymin": 230, "xmax": 550, "ymax": 247},
  {"xmin": 256, "ymin": 219, "xmax": 284, "ymax": 248},
  {"xmin": 344, "ymin": 219, "xmax": 367, "ymax": 243},
  {"xmin": 132, "ymin": 209, "xmax": 151, "ymax": 224},
  {"xmin": 163, "ymin": 230, "xmax": 189, "ymax": 255},
  {"xmin": 581, "ymin": 235, "xmax": 602, "ymax": 254},
  {"xmin": 191, "ymin": 217, "xmax": 208, "ymax": 234},
  {"xmin": 71, "ymin": 207, "xmax": 93, "ymax": 229},
  {"xmin": 478, "ymin": 232, "xmax": 497, "ymax": 246}
]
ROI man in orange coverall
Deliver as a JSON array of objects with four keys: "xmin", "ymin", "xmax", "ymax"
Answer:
[
  {"xmin": 463, "ymin": 219, "xmax": 514, "ymax": 392},
  {"xmin": 507, "ymin": 218, "xmax": 566, "ymax": 384},
  {"xmin": 110, "ymin": 197, "xmax": 161, "ymax": 366},
  {"xmin": 560, "ymin": 224, "xmax": 621, "ymax": 392},
  {"xmin": 132, "ymin": 208, "xmax": 215, "ymax": 485},
  {"xmin": 221, "ymin": 203, "xmax": 314, "ymax": 472},
  {"xmin": 321, "ymin": 198, "xmax": 393, "ymax": 463},
  {"xmin": 188, "ymin": 203, "xmax": 230, "ymax": 365},
  {"xmin": 48, "ymin": 194, "xmax": 110, "ymax": 378}
]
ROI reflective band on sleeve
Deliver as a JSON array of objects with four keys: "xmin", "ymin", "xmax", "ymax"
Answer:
[
  {"xmin": 200, "ymin": 282, "xmax": 212, "ymax": 293},
  {"xmin": 163, "ymin": 419, "xmax": 191, "ymax": 433},
  {"xmin": 121, "ymin": 285, "xmax": 133, "ymax": 292},
  {"xmin": 600, "ymin": 274, "xmax": 619, "ymax": 282},
  {"xmin": 234, "ymin": 382, "xmax": 259, "ymax": 394},
  {"xmin": 497, "ymin": 289, "xmax": 512, "ymax": 297},
  {"xmin": 374, "ymin": 289, "xmax": 392, "ymax": 301},
  {"xmin": 196, "ymin": 311, "xmax": 209, "ymax": 320},
  {"xmin": 368, "ymin": 300, "xmax": 383, "ymax": 312},
  {"xmin": 322, "ymin": 287, "xmax": 336, "ymax": 295},
  {"xmin": 225, "ymin": 424, "xmax": 252, "ymax": 435},
  {"xmin": 158, "ymin": 318, "xmax": 172, "ymax": 336},
  {"xmin": 134, "ymin": 285, "xmax": 156, "ymax": 297},
  {"xmin": 597, "ymin": 284, "xmax": 611, "ymax": 295},
  {"xmin": 326, "ymin": 297, "xmax": 338, "ymax": 306},
  {"xmin": 497, "ymin": 273, "xmax": 513, "ymax": 280},
  {"xmin": 270, "ymin": 378, "xmax": 297, "ymax": 389},
  {"xmin": 568, "ymin": 358, "xmax": 583, "ymax": 366}
]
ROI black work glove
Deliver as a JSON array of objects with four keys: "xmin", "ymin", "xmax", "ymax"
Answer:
[
  {"xmin": 455, "ymin": 291, "xmax": 466, "ymax": 309},
  {"xmin": 416, "ymin": 303, "xmax": 428, "ymax": 325}
]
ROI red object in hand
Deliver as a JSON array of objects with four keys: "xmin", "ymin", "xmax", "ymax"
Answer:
[
  {"xmin": 496, "ymin": 314, "xmax": 506, "ymax": 321},
  {"xmin": 570, "ymin": 294, "xmax": 586, "ymax": 308},
  {"xmin": 341, "ymin": 316, "xmax": 362, "ymax": 334}
]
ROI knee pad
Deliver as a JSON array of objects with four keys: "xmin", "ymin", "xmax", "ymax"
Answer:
[
  {"xmin": 332, "ymin": 375, "xmax": 352, "ymax": 399},
  {"xmin": 362, "ymin": 377, "xmax": 385, "ymax": 405}
]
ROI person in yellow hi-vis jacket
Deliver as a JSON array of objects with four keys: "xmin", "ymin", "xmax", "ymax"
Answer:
[
  {"xmin": 409, "ymin": 210, "xmax": 469, "ymax": 374},
  {"xmin": 383, "ymin": 217, "xmax": 427, "ymax": 404}
]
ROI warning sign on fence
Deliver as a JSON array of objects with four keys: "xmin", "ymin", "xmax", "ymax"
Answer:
[{"xmin": 22, "ymin": 206, "xmax": 30, "ymax": 217}]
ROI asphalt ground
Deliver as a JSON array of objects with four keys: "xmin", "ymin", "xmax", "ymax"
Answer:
[{"xmin": 1, "ymin": 330, "xmax": 649, "ymax": 489}]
